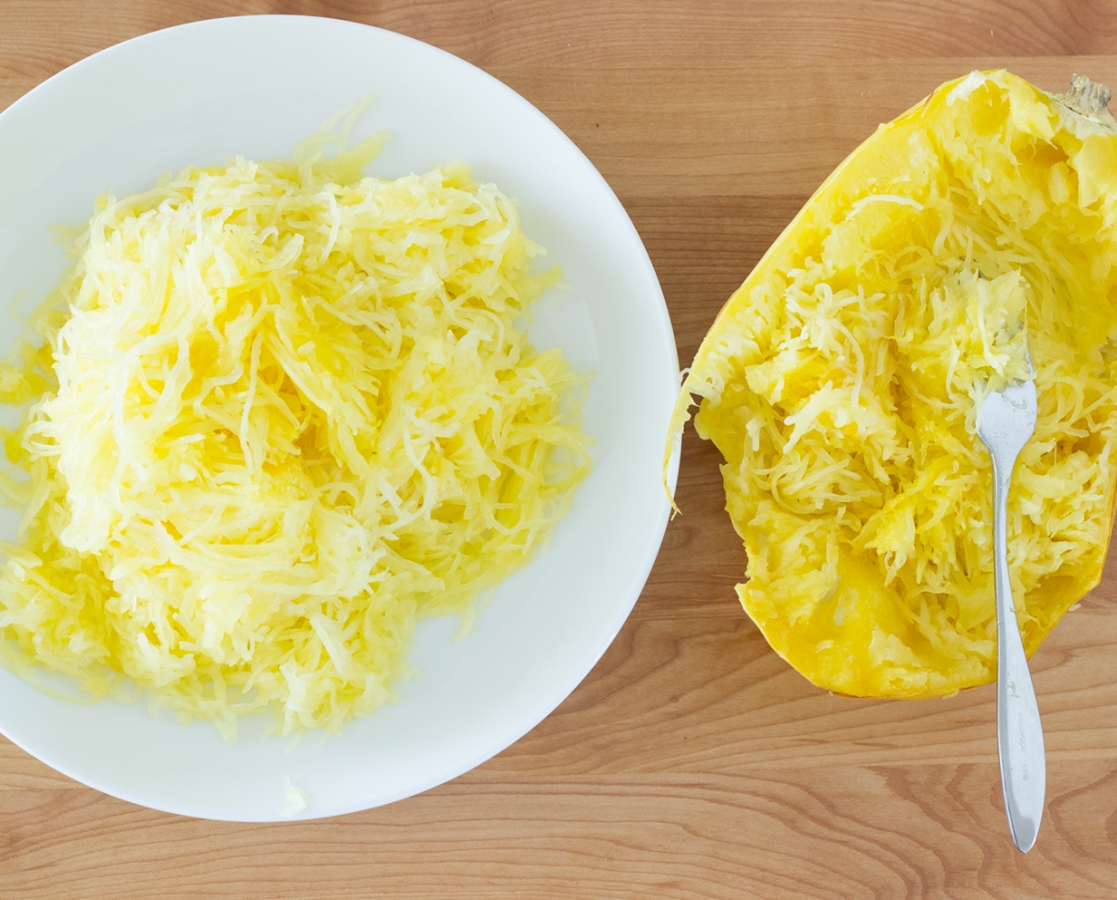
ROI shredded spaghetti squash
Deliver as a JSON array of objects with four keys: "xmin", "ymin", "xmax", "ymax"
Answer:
[
  {"xmin": 673, "ymin": 72, "xmax": 1117, "ymax": 697},
  {"xmin": 0, "ymin": 114, "xmax": 592, "ymax": 736}
]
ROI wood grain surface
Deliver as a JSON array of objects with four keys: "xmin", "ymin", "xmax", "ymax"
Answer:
[{"xmin": 3, "ymin": 1, "xmax": 1117, "ymax": 898}]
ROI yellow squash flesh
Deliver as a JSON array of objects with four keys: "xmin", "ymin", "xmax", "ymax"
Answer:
[
  {"xmin": 675, "ymin": 71, "xmax": 1117, "ymax": 698},
  {"xmin": 0, "ymin": 141, "xmax": 592, "ymax": 736}
]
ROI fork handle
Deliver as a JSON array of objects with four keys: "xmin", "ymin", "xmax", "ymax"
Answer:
[{"xmin": 991, "ymin": 454, "xmax": 1046, "ymax": 853}]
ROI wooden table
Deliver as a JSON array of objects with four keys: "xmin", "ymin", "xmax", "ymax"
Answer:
[{"xmin": 3, "ymin": 2, "xmax": 1117, "ymax": 897}]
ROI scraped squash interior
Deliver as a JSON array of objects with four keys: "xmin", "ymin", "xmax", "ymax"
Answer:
[{"xmin": 678, "ymin": 71, "xmax": 1117, "ymax": 697}]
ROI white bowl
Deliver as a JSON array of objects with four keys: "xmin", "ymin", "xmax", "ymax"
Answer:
[{"xmin": 0, "ymin": 15, "xmax": 679, "ymax": 821}]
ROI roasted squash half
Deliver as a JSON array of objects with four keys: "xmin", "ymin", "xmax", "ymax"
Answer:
[{"xmin": 673, "ymin": 71, "xmax": 1117, "ymax": 698}]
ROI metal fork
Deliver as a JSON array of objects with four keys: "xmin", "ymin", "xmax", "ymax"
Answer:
[{"xmin": 976, "ymin": 369, "xmax": 1045, "ymax": 853}]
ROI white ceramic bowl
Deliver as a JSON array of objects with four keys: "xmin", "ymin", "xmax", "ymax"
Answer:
[{"xmin": 0, "ymin": 16, "xmax": 679, "ymax": 821}]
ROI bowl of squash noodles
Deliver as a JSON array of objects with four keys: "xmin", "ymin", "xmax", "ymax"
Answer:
[{"xmin": 0, "ymin": 18, "xmax": 678, "ymax": 820}]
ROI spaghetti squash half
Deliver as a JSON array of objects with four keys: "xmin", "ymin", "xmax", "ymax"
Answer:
[{"xmin": 674, "ymin": 71, "xmax": 1117, "ymax": 698}]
